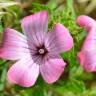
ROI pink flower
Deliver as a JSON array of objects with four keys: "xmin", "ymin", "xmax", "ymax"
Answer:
[
  {"xmin": 0, "ymin": 11, "xmax": 73, "ymax": 87},
  {"xmin": 77, "ymin": 15, "xmax": 96, "ymax": 72}
]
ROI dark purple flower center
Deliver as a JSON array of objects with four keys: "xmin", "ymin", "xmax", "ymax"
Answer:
[{"xmin": 36, "ymin": 44, "xmax": 48, "ymax": 56}]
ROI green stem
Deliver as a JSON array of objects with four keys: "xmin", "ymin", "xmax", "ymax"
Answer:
[
  {"xmin": 67, "ymin": 0, "xmax": 76, "ymax": 19},
  {"xmin": 0, "ymin": 60, "xmax": 9, "ymax": 91}
]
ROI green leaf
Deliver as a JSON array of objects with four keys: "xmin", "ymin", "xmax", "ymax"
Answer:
[
  {"xmin": 0, "ymin": 16, "xmax": 3, "ymax": 33},
  {"xmin": 33, "ymin": 86, "xmax": 44, "ymax": 96},
  {"xmin": 0, "ymin": 82, "xmax": 5, "ymax": 91},
  {"xmin": 30, "ymin": 3, "xmax": 52, "ymax": 14},
  {"xmin": 66, "ymin": 79, "xmax": 86, "ymax": 93},
  {"xmin": 0, "ymin": 2, "xmax": 19, "ymax": 8}
]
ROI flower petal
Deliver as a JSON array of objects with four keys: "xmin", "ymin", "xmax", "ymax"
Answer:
[
  {"xmin": 77, "ymin": 16, "xmax": 96, "ymax": 51},
  {"xmin": 81, "ymin": 28, "xmax": 96, "ymax": 51},
  {"xmin": 0, "ymin": 28, "xmax": 30, "ymax": 60},
  {"xmin": 7, "ymin": 57, "xmax": 39, "ymax": 87},
  {"xmin": 45, "ymin": 24, "xmax": 73, "ymax": 54},
  {"xmin": 21, "ymin": 10, "xmax": 48, "ymax": 46},
  {"xmin": 77, "ymin": 30, "xmax": 96, "ymax": 72},
  {"xmin": 77, "ymin": 15, "xmax": 96, "ymax": 32},
  {"xmin": 78, "ymin": 51, "xmax": 96, "ymax": 72},
  {"xmin": 40, "ymin": 58, "xmax": 66, "ymax": 83},
  {"xmin": 77, "ymin": 15, "xmax": 96, "ymax": 72}
]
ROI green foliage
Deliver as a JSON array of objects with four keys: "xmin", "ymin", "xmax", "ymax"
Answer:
[
  {"xmin": 30, "ymin": 3, "xmax": 52, "ymax": 14},
  {"xmin": 0, "ymin": 16, "xmax": 3, "ymax": 32}
]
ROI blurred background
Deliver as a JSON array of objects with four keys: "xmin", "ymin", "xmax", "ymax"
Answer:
[{"xmin": 0, "ymin": 0, "xmax": 96, "ymax": 96}]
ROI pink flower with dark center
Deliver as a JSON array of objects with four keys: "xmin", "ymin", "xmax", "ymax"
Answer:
[
  {"xmin": 0, "ymin": 11, "xmax": 73, "ymax": 87},
  {"xmin": 77, "ymin": 15, "xmax": 96, "ymax": 72}
]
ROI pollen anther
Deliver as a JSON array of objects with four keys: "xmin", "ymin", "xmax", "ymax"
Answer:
[{"xmin": 38, "ymin": 48, "xmax": 45, "ymax": 54}]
